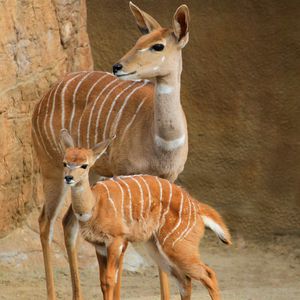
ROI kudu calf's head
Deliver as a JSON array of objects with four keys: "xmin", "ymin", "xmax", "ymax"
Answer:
[
  {"xmin": 113, "ymin": 2, "xmax": 190, "ymax": 80},
  {"xmin": 60, "ymin": 129, "xmax": 114, "ymax": 186}
]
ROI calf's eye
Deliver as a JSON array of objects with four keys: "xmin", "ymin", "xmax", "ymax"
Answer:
[
  {"xmin": 63, "ymin": 162, "xmax": 67, "ymax": 167},
  {"xmin": 81, "ymin": 164, "xmax": 88, "ymax": 169}
]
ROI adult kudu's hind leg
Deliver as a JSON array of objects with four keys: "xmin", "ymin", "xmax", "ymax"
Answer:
[{"xmin": 38, "ymin": 174, "xmax": 68, "ymax": 300}]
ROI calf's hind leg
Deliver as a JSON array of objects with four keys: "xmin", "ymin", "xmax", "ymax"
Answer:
[{"xmin": 181, "ymin": 258, "xmax": 220, "ymax": 300}]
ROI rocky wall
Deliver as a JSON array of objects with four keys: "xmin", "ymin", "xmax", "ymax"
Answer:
[{"xmin": 0, "ymin": 0, "xmax": 93, "ymax": 236}]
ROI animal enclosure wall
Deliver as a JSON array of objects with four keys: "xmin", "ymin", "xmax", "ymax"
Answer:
[
  {"xmin": 87, "ymin": 0, "xmax": 300, "ymax": 239},
  {"xmin": 0, "ymin": 0, "xmax": 299, "ymax": 241},
  {"xmin": 0, "ymin": 0, "xmax": 93, "ymax": 236}
]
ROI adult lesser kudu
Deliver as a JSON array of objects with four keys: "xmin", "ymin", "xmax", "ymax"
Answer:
[{"xmin": 32, "ymin": 2, "xmax": 190, "ymax": 299}]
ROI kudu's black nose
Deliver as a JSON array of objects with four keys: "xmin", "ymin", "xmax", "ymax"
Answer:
[
  {"xmin": 113, "ymin": 63, "xmax": 123, "ymax": 74},
  {"xmin": 65, "ymin": 175, "xmax": 74, "ymax": 183}
]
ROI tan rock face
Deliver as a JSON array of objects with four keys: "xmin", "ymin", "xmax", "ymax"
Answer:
[
  {"xmin": 0, "ymin": 0, "xmax": 93, "ymax": 236},
  {"xmin": 87, "ymin": 0, "xmax": 300, "ymax": 239}
]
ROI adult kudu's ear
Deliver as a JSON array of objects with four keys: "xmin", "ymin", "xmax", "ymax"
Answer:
[
  {"xmin": 92, "ymin": 135, "xmax": 116, "ymax": 161},
  {"xmin": 60, "ymin": 129, "xmax": 75, "ymax": 150},
  {"xmin": 129, "ymin": 2, "xmax": 161, "ymax": 34},
  {"xmin": 173, "ymin": 4, "xmax": 190, "ymax": 48}
]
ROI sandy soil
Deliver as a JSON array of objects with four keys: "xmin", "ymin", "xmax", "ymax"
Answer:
[{"xmin": 0, "ymin": 213, "xmax": 300, "ymax": 300}]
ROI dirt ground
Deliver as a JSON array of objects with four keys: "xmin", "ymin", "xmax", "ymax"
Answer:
[{"xmin": 0, "ymin": 211, "xmax": 299, "ymax": 300}]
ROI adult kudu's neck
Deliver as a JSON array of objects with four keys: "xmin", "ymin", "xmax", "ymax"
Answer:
[
  {"xmin": 153, "ymin": 60, "xmax": 186, "ymax": 151},
  {"xmin": 70, "ymin": 178, "xmax": 95, "ymax": 222}
]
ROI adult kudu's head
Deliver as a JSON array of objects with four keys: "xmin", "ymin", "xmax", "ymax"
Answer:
[{"xmin": 113, "ymin": 2, "xmax": 190, "ymax": 81}]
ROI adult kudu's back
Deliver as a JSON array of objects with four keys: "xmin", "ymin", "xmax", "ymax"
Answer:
[
  {"xmin": 31, "ymin": 2, "xmax": 190, "ymax": 299},
  {"xmin": 32, "ymin": 71, "xmax": 187, "ymax": 181}
]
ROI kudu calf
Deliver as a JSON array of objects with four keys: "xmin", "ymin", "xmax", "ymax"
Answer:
[{"xmin": 60, "ymin": 129, "xmax": 231, "ymax": 300}]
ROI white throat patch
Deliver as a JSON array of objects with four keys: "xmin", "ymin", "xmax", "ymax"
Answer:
[
  {"xmin": 155, "ymin": 134, "xmax": 185, "ymax": 151},
  {"xmin": 157, "ymin": 84, "xmax": 174, "ymax": 95},
  {"xmin": 74, "ymin": 212, "xmax": 92, "ymax": 222}
]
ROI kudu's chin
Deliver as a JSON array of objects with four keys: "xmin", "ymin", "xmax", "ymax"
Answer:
[
  {"xmin": 65, "ymin": 180, "xmax": 76, "ymax": 186},
  {"xmin": 115, "ymin": 70, "xmax": 137, "ymax": 80}
]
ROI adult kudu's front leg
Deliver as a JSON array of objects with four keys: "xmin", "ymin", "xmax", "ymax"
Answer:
[
  {"xmin": 38, "ymin": 175, "xmax": 68, "ymax": 300},
  {"xmin": 63, "ymin": 205, "xmax": 82, "ymax": 300},
  {"xmin": 159, "ymin": 269, "xmax": 171, "ymax": 300}
]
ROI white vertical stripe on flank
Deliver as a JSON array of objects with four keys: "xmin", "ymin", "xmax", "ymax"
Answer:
[
  {"xmin": 131, "ymin": 176, "xmax": 144, "ymax": 221},
  {"xmin": 86, "ymin": 78, "xmax": 118, "ymax": 148},
  {"xmin": 172, "ymin": 195, "xmax": 192, "ymax": 247},
  {"xmin": 101, "ymin": 81, "xmax": 138, "ymax": 141},
  {"xmin": 35, "ymin": 94, "xmax": 52, "ymax": 159},
  {"xmin": 159, "ymin": 181, "xmax": 173, "ymax": 234},
  {"xmin": 155, "ymin": 177, "xmax": 163, "ymax": 217},
  {"xmin": 69, "ymin": 72, "xmax": 93, "ymax": 134},
  {"xmin": 94, "ymin": 80, "xmax": 131, "ymax": 144},
  {"xmin": 179, "ymin": 200, "xmax": 197, "ymax": 243},
  {"xmin": 120, "ymin": 97, "xmax": 147, "ymax": 144},
  {"xmin": 162, "ymin": 190, "xmax": 184, "ymax": 246},
  {"xmin": 118, "ymin": 177, "xmax": 133, "ymax": 223},
  {"xmin": 61, "ymin": 73, "xmax": 84, "ymax": 129},
  {"xmin": 31, "ymin": 121, "xmax": 43, "ymax": 155},
  {"xmin": 139, "ymin": 176, "xmax": 152, "ymax": 217},
  {"xmin": 107, "ymin": 81, "xmax": 147, "ymax": 140},
  {"xmin": 49, "ymin": 80, "xmax": 65, "ymax": 155},
  {"xmin": 97, "ymin": 182, "xmax": 117, "ymax": 215},
  {"xmin": 110, "ymin": 178, "xmax": 125, "ymax": 222},
  {"xmin": 77, "ymin": 74, "xmax": 109, "ymax": 146},
  {"xmin": 43, "ymin": 87, "xmax": 56, "ymax": 158}
]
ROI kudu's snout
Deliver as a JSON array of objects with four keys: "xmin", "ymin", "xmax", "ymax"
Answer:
[
  {"xmin": 65, "ymin": 175, "xmax": 74, "ymax": 184},
  {"xmin": 112, "ymin": 63, "xmax": 123, "ymax": 74}
]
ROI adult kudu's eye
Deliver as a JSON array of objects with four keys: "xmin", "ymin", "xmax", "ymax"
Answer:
[
  {"xmin": 81, "ymin": 164, "xmax": 88, "ymax": 169},
  {"xmin": 151, "ymin": 44, "xmax": 165, "ymax": 51},
  {"xmin": 63, "ymin": 162, "xmax": 67, "ymax": 167}
]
